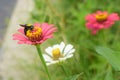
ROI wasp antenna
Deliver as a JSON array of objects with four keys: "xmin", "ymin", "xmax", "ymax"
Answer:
[{"xmin": 19, "ymin": 24, "xmax": 26, "ymax": 27}]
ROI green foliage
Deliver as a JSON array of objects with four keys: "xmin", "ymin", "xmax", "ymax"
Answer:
[
  {"xmin": 96, "ymin": 47, "xmax": 120, "ymax": 71},
  {"xmin": 65, "ymin": 73, "xmax": 83, "ymax": 80}
]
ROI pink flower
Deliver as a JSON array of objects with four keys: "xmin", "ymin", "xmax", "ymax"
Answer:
[
  {"xmin": 13, "ymin": 23, "xmax": 57, "ymax": 45},
  {"xmin": 85, "ymin": 11, "xmax": 119, "ymax": 34}
]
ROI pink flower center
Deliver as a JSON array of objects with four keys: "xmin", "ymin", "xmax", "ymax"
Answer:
[
  {"xmin": 52, "ymin": 48, "xmax": 63, "ymax": 60},
  {"xmin": 95, "ymin": 13, "xmax": 108, "ymax": 22},
  {"xmin": 26, "ymin": 27, "xmax": 42, "ymax": 41}
]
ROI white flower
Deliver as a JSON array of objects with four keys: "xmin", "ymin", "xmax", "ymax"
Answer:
[{"xmin": 43, "ymin": 42, "xmax": 75, "ymax": 65}]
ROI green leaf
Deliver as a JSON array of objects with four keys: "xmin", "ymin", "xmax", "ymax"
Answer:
[
  {"xmin": 65, "ymin": 73, "xmax": 83, "ymax": 80},
  {"xmin": 95, "ymin": 47, "xmax": 120, "ymax": 71},
  {"xmin": 105, "ymin": 66, "xmax": 114, "ymax": 80}
]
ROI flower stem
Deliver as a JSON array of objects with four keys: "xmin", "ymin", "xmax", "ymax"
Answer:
[
  {"xmin": 59, "ymin": 62, "xmax": 69, "ymax": 77},
  {"xmin": 102, "ymin": 30, "xmax": 107, "ymax": 46},
  {"xmin": 112, "ymin": 23, "xmax": 120, "ymax": 45},
  {"xmin": 35, "ymin": 44, "xmax": 51, "ymax": 80}
]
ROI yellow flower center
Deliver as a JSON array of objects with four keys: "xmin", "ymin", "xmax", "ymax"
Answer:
[
  {"xmin": 95, "ymin": 13, "xmax": 108, "ymax": 22},
  {"xmin": 26, "ymin": 27, "xmax": 42, "ymax": 41},
  {"xmin": 52, "ymin": 48, "xmax": 63, "ymax": 60}
]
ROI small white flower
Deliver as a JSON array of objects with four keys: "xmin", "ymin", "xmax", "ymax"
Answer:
[{"xmin": 43, "ymin": 42, "xmax": 75, "ymax": 65}]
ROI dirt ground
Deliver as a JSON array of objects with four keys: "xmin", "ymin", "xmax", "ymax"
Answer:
[{"xmin": 0, "ymin": 0, "xmax": 34, "ymax": 80}]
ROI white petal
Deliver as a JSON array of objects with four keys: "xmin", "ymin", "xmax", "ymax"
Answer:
[
  {"xmin": 59, "ymin": 57, "xmax": 67, "ymax": 61},
  {"xmin": 65, "ymin": 54, "xmax": 73, "ymax": 59},
  {"xmin": 46, "ymin": 63, "xmax": 52, "ymax": 66},
  {"xmin": 53, "ymin": 44, "xmax": 60, "ymax": 49},
  {"xmin": 47, "ymin": 54, "xmax": 73, "ymax": 66},
  {"xmin": 59, "ymin": 54, "xmax": 73, "ymax": 61},
  {"xmin": 45, "ymin": 47, "xmax": 53, "ymax": 57},
  {"xmin": 43, "ymin": 54, "xmax": 53, "ymax": 62},
  {"xmin": 66, "ymin": 49, "xmax": 75, "ymax": 56},
  {"xmin": 64, "ymin": 44, "xmax": 73, "ymax": 55},
  {"xmin": 59, "ymin": 42, "xmax": 65, "ymax": 53},
  {"xmin": 47, "ymin": 60, "xmax": 59, "ymax": 66}
]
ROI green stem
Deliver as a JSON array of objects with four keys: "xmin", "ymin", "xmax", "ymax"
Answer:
[
  {"xmin": 102, "ymin": 30, "xmax": 107, "ymax": 46},
  {"xmin": 59, "ymin": 15, "xmax": 68, "ymax": 43},
  {"xmin": 35, "ymin": 44, "xmax": 51, "ymax": 80},
  {"xmin": 59, "ymin": 62, "xmax": 69, "ymax": 77},
  {"xmin": 44, "ymin": 0, "xmax": 67, "ymax": 43},
  {"xmin": 112, "ymin": 24, "xmax": 120, "ymax": 45}
]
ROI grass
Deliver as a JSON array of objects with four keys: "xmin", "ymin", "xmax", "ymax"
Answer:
[{"xmin": 15, "ymin": 0, "xmax": 120, "ymax": 80}]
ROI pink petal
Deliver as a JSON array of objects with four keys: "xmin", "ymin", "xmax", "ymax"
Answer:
[
  {"xmin": 86, "ymin": 22, "xmax": 101, "ymax": 30},
  {"xmin": 12, "ymin": 33, "xmax": 36, "ymax": 45},
  {"xmin": 36, "ymin": 41, "xmax": 43, "ymax": 44},
  {"xmin": 41, "ymin": 23, "xmax": 55, "ymax": 32},
  {"xmin": 33, "ymin": 23, "xmax": 41, "ymax": 27},
  {"xmin": 24, "ymin": 41, "xmax": 33, "ymax": 44},
  {"xmin": 18, "ymin": 28, "xmax": 24, "ymax": 34},
  {"xmin": 34, "ymin": 35, "xmax": 54, "ymax": 44},
  {"xmin": 38, "ymin": 36, "xmax": 53, "ymax": 43},
  {"xmin": 103, "ymin": 21, "xmax": 114, "ymax": 28},
  {"xmin": 43, "ymin": 35, "xmax": 53, "ymax": 40},
  {"xmin": 13, "ymin": 33, "xmax": 28, "ymax": 41},
  {"xmin": 85, "ymin": 14, "xmax": 96, "ymax": 21},
  {"xmin": 18, "ymin": 40, "xmax": 35, "ymax": 45},
  {"xmin": 98, "ymin": 24, "xmax": 104, "ymax": 29},
  {"xmin": 43, "ymin": 27, "xmax": 57, "ymax": 36},
  {"xmin": 96, "ymin": 11, "xmax": 108, "ymax": 14},
  {"xmin": 96, "ymin": 10, "xmax": 102, "ymax": 14},
  {"xmin": 91, "ymin": 29, "xmax": 99, "ymax": 35},
  {"xmin": 86, "ymin": 22, "xmax": 92, "ymax": 28},
  {"xmin": 108, "ymin": 13, "xmax": 119, "ymax": 21},
  {"xmin": 18, "ymin": 41, "xmax": 25, "ymax": 44}
]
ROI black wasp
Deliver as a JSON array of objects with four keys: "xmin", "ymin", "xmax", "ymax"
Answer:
[{"xmin": 20, "ymin": 24, "xmax": 34, "ymax": 35}]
